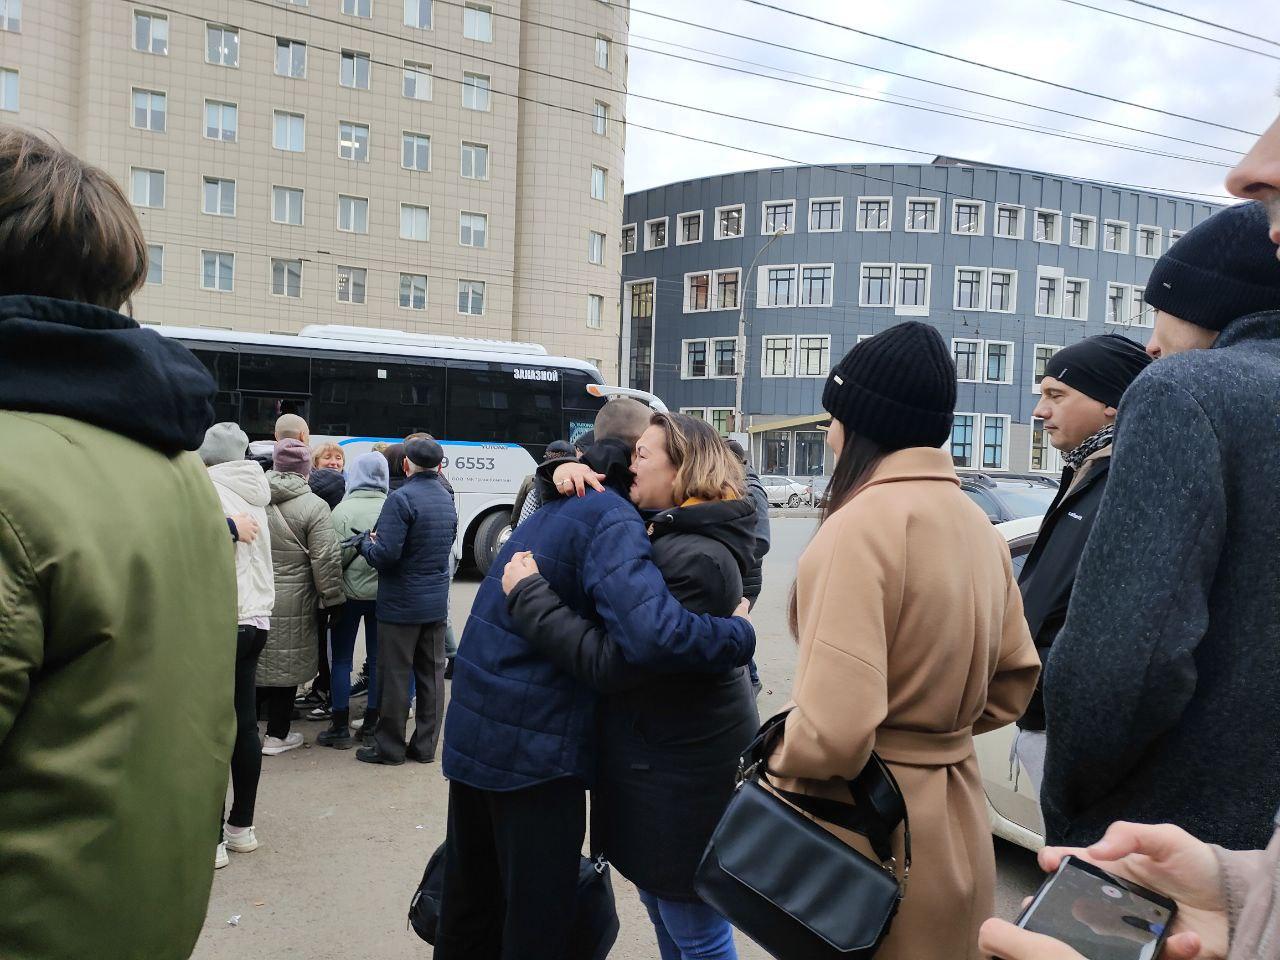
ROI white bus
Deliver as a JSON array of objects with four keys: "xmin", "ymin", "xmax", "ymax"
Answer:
[{"xmin": 154, "ymin": 324, "xmax": 662, "ymax": 573}]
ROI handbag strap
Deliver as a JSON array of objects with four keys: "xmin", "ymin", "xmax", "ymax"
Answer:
[{"xmin": 271, "ymin": 504, "xmax": 311, "ymax": 558}]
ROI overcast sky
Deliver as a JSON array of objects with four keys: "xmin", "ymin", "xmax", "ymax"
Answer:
[{"xmin": 621, "ymin": 0, "xmax": 1277, "ymax": 201}]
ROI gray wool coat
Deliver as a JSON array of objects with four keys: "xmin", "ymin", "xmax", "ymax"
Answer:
[{"xmin": 258, "ymin": 471, "xmax": 345, "ymax": 687}]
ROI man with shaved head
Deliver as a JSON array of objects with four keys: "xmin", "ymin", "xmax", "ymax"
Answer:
[{"xmin": 274, "ymin": 413, "xmax": 309, "ymax": 445}]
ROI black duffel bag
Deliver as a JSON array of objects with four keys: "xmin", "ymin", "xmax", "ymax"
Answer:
[
  {"xmin": 694, "ymin": 710, "xmax": 911, "ymax": 960},
  {"xmin": 409, "ymin": 843, "xmax": 620, "ymax": 960}
]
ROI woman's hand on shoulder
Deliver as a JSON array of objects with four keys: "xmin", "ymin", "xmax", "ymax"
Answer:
[
  {"xmin": 734, "ymin": 598, "xmax": 751, "ymax": 621},
  {"xmin": 552, "ymin": 462, "xmax": 607, "ymax": 497}
]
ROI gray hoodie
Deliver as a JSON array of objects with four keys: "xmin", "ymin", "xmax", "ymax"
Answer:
[{"xmin": 207, "ymin": 459, "xmax": 275, "ymax": 623}]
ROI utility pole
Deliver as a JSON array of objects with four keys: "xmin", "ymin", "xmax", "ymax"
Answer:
[{"xmin": 734, "ymin": 228, "xmax": 786, "ymax": 436}]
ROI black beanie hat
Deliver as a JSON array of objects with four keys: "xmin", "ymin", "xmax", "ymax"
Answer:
[
  {"xmin": 405, "ymin": 437, "xmax": 444, "ymax": 470},
  {"xmin": 822, "ymin": 322, "xmax": 956, "ymax": 451},
  {"xmin": 1044, "ymin": 335, "xmax": 1152, "ymax": 409},
  {"xmin": 1145, "ymin": 201, "xmax": 1280, "ymax": 332}
]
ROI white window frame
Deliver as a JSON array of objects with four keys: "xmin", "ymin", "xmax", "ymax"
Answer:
[
  {"xmin": 713, "ymin": 268, "xmax": 740, "ymax": 311},
  {"xmin": 951, "ymin": 338, "xmax": 983, "ymax": 384},
  {"xmin": 1069, "ymin": 213, "xmax": 1097, "ymax": 249},
  {"xmin": 0, "ymin": 67, "xmax": 16, "ymax": 112},
  {"xmin": 463, "ymin": 2, "xmax": 493, "ymax": 42},
  {"xmin": 1064, "ymin": 277, "xmax": 1089, "ymax": 322},
  {"xmin": 403, "ymin": 61, "xmax": 432, "ymax": 101},
  {"xmin": 984, "ymin": 341, "xmax": 1015, "ymax": 386},
  {"xmin": 338, "ymin": 121, "xmax": 370, "ymax": 162},
  {"xmin": 795, "ymin": 335, "xmax": 831, "ymax": 379},
  {"xmin": 676, "ymin": 210, "xmax": 703, "ymax": 246},
  {"xmin": 1029, "ymin": 417, "xmax": 1064, "ymax": 474},
  {"xmin": 1031, "ymin": 343, "xmax": 1062, "ymax": 395},
  {"xmin": 643, "ymin": 216, "xmax": 667, "ymax": 251},
  {"xmin": 587, "ymin": 230, "xmax": 605, "ymax": 265},
  {"xmin": 459, "ymin": 211, "xmax": 487, "ymax": 248},
  {"xmin": 146, "ymin": 243, "xmax": 163, "ymax": 285},
  {"xmin": 462, "ymin": 72, "xmax": 491, "ymax": 111},
  {"xmin": 994, "ymin": 203, "xmax": 1025, "ymax": 240},
  {"xmin": 402, "ymin": 131, "xmax": 431, "ymax": 171},
  {"xmin": 1104, "ymin": 219, "xmax": 1131, "ymax": 254},
  {"xmin": 953, "ymin": 266, "xmax": 987, "ymax": 312},
  {"xmin": 130, "ymin": 167, "xmax": 165, "ymax": 208},
  {"xmin": 591, "ymin": 165, "xmax": 607, "ymax": 201},
  {"xmin": 1, "ymin": 0, "xmax": 21, "ymax": 33},
  {"xmin": 905, "ymin": 196, "xmax": 940, "ymax": 233},
  {"xmin": 275, "ymin": 38, "xmax": 307, "ymax": 79},
  {"xmin": 951, "ymin": 199, "xmax": 986, "ymax": 236},
  {"xmin": 131, "ymin": 87, "xmax": 167, "ymax": 133},
  {"xmin": 592, "ymin": 100, "xmax": 609, "ymax": 136},
  {"xmin": 271, "ymin": 185, "xmax": 304, "ymax": 226},
  {"xmin": 621, "ymin": 223, "xmax": 636, "ymax": 255},
  {"xmin": 595, "ymin": 34, "xmax": 610, "ymax": 70},
  {"xmin": 855, "ymin": 196, "xmax": 892, "ymax": 233},
  {"xmin": 761, "ymin": 335, "xmax": 795, "ymax": 378},
  {"xmin": 273, "ymin": 111, "xmax": 305, "ymax": 152},
  {"xmin": 336, "ymin": 265, "xmax": 368, "ymax": 305},
  {"xmin": 270, "ymin": 257, "xmax": 304, "ymax": 299},
  {"xmin": 758, "ymin": 264, "xmax": 799, "ymax": 308},
  {"xmin": 1034, "ymin": 207, "xmax": 1062, "ymax": 244},
  {"xmin": 206, "ymin": 24, "xmax": 239, "ymax": 67},
  {"xmin": 859, "ymin": 263, "xmax": 895, "ymax": 309},
  {"xmin": 1169, "ymin": 229, "xmax": 1185, "ymax": 246},
  {"xmin": 808, "ymin": 196, "xmax": 844, "ymax": 233},
  {"xmin": 1106, "ymin": 282, "xmax": 1131, "ymax": 326},
  {"xmin": 203, "ymin": 99, "xmax": 237, "ymax": 142},
  {"xmin": 404, "ymin": 0, "xmax": 433, "ymax": 30},
  {"xmin": 894, "ymin": 262, "xmax": 930, "ymax": 317},
  {"xmin": 683, "ymin": 271, "xmax": 711, "ymax": 313},
  {"xmin": 461, "ymin": 140, "xmax": 489, "ymax": 180},
  {"xmin": 980, "ymin": 414, "xmax": 1012, "ymax": 472},
  {"xmin": 337, "ymin": 194, "xmax": 369, "ymax": 234},
  {"xmin": 586, "ymin": 293, "xmax": 603, "ymax": 329},
  {"xmin": 457, "ymin": 279, "xmax": 486, "ymax": 316},
  {"xmin": 133, "ymin": 10, "xmax": 168, "ymax": 55},
  {"xmin": 399, "ymin": 272, "xmax": 429, "ymax": 311},
  {"xmin": 715, "ymin": 203, "xmax": 745, "ymax": 240},
  {"xmin": 1132, "ymin": 286, "xmax": 1155, "ymax": 328},
  {"xmin": 202, "ymin": 176, "xmax": 237, "ymax": 218},
  {"xmin": 681, "ymin": 338, "xmax": 709, "ymax": 379},
  {"xmin": 200, "ymin": 250, "xmax": 235, "ymax": 293},
  {"xmin": 340, "ymin": 49, "xmax": 371, "ymax": 90},
  {"xmin": 710, "ymin": 337, "xmax": 737, "ymax": 379},
  {"xmin": 799, "ymin": 262, "xmax": 835, "ymax": 308},
  {"xmin": 399, "ymin": 202, "xmax": 430, "ymax": 242},
  {"xmin": 760, "ymin": 199, "xmax": 797, "ymax": 236},
  {"xmin": 342, "ymin": 0, "xmax": 372, "ymax": 16},
  {"xmin": 1137, "ymin": 224, "xmax": 1163, "ymax": 259},
  {"xmin": 1034, "ymin": 265, "xmax": 1065, "ymax": 319},
  {"xmin": 951, "ymin": 412, "xmax": 979, "ymax": 470},
  {"xmin": 987, "ymin": 268, "xmax": 1017, "ymax": 314},
  {"xmin": 680, "ymin": 406, "xmax": 708, "ymax": 420}
]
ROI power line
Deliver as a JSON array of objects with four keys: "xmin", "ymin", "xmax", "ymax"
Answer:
[
  {"xmin": 1116, "ymin": 0, "xmax": 1280, "ymax": 49},
  {"xmin": 735, "ymin": 0, "xmax": 1262, "ymax": 137},
  {"xmin": 1051, "ymin": 0, "xmax": 1280, "ymax": 60}
]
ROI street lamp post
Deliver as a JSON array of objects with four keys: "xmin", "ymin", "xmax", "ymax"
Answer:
[{"xmin": 734, "ymin": 228, "xmax": 786, "ymax": 437}]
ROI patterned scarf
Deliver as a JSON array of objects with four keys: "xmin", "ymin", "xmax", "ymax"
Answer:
[{"xmin": 1063, "ymin": 424, "xmax": 1115, "ymax": 471}]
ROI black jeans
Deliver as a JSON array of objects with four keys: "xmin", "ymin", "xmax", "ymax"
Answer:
[
  {"xmin": 374, "ymin": 620, "xmax": 446, "ymax": 761},
  {"xmin": 313, "ymin": 607, "xmax": 335, "ymax": 697},
  {"xmin": 435, "ymin": 777, "xmax": 587, "ymax": 960},
  {"xmin": 226, "ymin": 626, "xmax": 268, "ymax": 833},
  {"xmin": 257, "ymin": 685, "xmax": 298, "ymax": 740}
]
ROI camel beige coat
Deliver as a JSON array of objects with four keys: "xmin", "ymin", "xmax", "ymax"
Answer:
[{"xmin": 770, "ymin": 447, "xmax": 1039, "ymax": 960}]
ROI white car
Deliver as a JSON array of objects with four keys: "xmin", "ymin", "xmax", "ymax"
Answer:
[
  {"xmin": 975, "ymin": 515, "xmax": 1047, "ymax": 851},
  {"xmin": 759, "ymin": 475, "xmax": 811, "ymax": 508}
]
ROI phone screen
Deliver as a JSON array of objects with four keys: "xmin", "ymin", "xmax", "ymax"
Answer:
[{"xmin": 1017, "ymin": 856, "xmax": 1174, "ymax": 960}]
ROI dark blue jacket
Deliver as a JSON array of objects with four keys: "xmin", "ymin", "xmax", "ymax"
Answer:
[
  {"xmin": 443, "ymin": 440, "xmax": 757, "ymax": 792},
  {"xmin": 361, "ymin": 471, "xmax": 457, "ymax": 624}
]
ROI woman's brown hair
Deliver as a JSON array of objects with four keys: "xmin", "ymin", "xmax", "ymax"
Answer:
[
  {"xmin": 648, "ymin": 412, "xmax": 746, "ymax": 504},
  {"xmin": 311, "ymin": 442, "xmax": 345, "ymax": 469}
]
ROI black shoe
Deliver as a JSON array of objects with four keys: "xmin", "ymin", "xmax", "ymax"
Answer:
[
  {"xmin": 444, "ymin": 657, "xmax": 455, "ymax": 680},
  {"xmin": 318, "ymin": 711, "xmax": 353, "ymax": 749},
  {"xmin": 295, "ymin": 688, "xmax": 326, "ymax": 708},
  {"xmin": 356, "ymin": 745, "xmax": 404, "ymax": 766},
  {"xmin": 306, "ymin": 704, "xmax": 332, "ymax": 722},
  {"xmin": 405, "ymin": 746, "xmax": 435, "ymax": 764},
  {"xmin": 349, "ymin": 672, "xmax": 370, "ymax": 699},
  {"xmin": 359, "ymin": 710, "xmax": 379, "ymax": 745}
]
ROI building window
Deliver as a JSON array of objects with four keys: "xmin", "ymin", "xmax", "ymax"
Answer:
[
  {"xmin": 337, "ymin": 266, "xmax": 367, "ymax": 304},
  {"xmin": 1, "ymin": 0, "xmax": 20, "ymax": 32},
  {"xmin": 342, "ymin": 0, "xmax": 371, "ymax": 15},
  {"xmin": 906, "ymin": 197, "xmax": 939, "ymax": 232},
  {"xmin": 1064, "ymin": 278, "xmax": 1088, "ymax": 321},
  {"xmin": 130, "ymin": 167, "xmax": 165, "ymax": 207},
  {"xmin": 204, "ymin": 100, "xmax": 237, "ymax": 142},
  {"xmin": 402, "ymin": 132, "xmax": 431, "ymax": 171},
  {"xmin": 404, "ymin": 0, "xmax": 433, "ymax": 29},
  {"xmin": 1034, "ymin": 209, "xmax": 1061, "ymax": 244},
  {"xmin": 1031, "ymin": 418, "xmax": 1062, "ymax": 473},
  {"xmin": 595, "ymin": 35, "xmax": 610, "ymax": 70},
  {"xmin": 797, "ymin": 336, "xmax": 830, "ymax": 378},
  {"xmin": 762, "ymin": 336, "xmax": 794, "ymax": 377},
  {"xmin": 1106, "ymin": 282, "xmax": 1129, "ymax": 325},
  {"xmin": 271, "ymin": 258, "xmax": 303, "ymax": 298},
  {"xmin": 272, "ymin": 111, "xmax": 305, "ymax": 152},
  {"xmin": 1104, "ymin": 219, "xmax": 1130, "ymax": 253},
  {"xmin": 587, "ymin": 294, "xmax": 603, "ymax": 329},
  {"xmin": 800, "ymin": 264, "xmax": 834, "ymax": 307},
  {"xmin": 131, "ymin": 89, "xmax": 166, "ymax": 132},
  {"xmin": 1132, "ymin": 286, "xmax": 1154, "ymax": 327},
  {"xmin": 954, "ymin": 267, "xmax": 984, "ymax": 310},
  {"xmin": 398, "ymin": 63, "xmax": 432, "ymax": 102},
  {"xmin": 464, "ymin": 3, "xmax": 493, "ymax": 41},
  {"xmin": 202, "ymin": 177, "xmax": 236, "ymax": 217},
  {"xmin": 400, "ymin": 203, "xmax": 430, "ymax": 241},
  {"xmin": 677, "ymin": 211, "xmax": 702, "ymax": 245},
  {"xmin": 593, "ymin": 100, "xmax": 609, "ymax": 136},
  {"xmin": 985, "ymin": 342, "xmax": 1013, "ymax": 384},
  {"xmin": 809, "ymin": 198, "xmax": 843, "ymax": 232},
  {"xmin": 463, "ymin": 72, "xmax": 491, "ymax": 110},
  {"xmin": 856, "ymin": 197, "xmax": 891, "ymax": 231},
  {"xmin": 337, "ymin": 195, "xmax": 369, "ymax": 233},
  {"xmin": 762, "ymin": 200, "xmax": 796, "ymax": 235},
  {"xmin": 681, "ymin": 407, "xmax": 706, "ymax": 421},
  {"xmin": 146, "ymin": 244, "xmax": 163, "ymax": 284},
  {"xmin": 588, "ymin": 230, "xmax": 605, "ymax": 264},
  {"xmin": 591, "ymin": 165, "xmax": 607, "ymax": 201},
  {"xmin": 1137, "ymin": 225, "xmax": 1162, "ymax": 258},
  {"xmin": 206, "ymin": 25, "xmax": 239, "ymax": 66},
  {"xmin": 1070, "ymin": 214, "xmax": 1096, "ymax": 248},
  {"xmin": 276, "ymin": 38, "xmax": 307, "ymax": 78},
  {"xmin": 715, "ymin": 269, "xmax": 740, "ymax": 310},
  {"xmin": 1036, "ymin": 272, "xmax": 1060, "ymax": 318},
  {"xmin": 201, "ymin": 251, "xmax": 234, "ymax": 292},
  {"xmin": 461, "ymin": 140, "xmax": 488, "ymax": 179},
  {"xmin": 341, "ymin": 50, "xmax": 371, "ymax": 89},
  {"xmin": 0, "ymin": 67, "xmax": 15, "ymax": 112},
  {"xmin": 683, "ymin": 339, "xmax": 708, "ymax": 379},
  {"xmin": 860, "ymin": 264, "xmax": 893, "ymax": 307},
  {"xmin": 399, "ymin": 273, "xmax": 428, "ymax": 310},
  {"xmin": 995, "ymin": 204, "xmax": 1024, "ymax": 239},
  {"xmin": 458, "ymin": 279, "xmax": 486, "ymax": 315},
  {"xmin": 765, "ymin": 266, "xmax": 798, "ymax": 307},
  {"xmin": 952, "ymin": 339, "xmax": 981, "ymax": 383},
  {"xmin": 272, "ymin": 186, "xmax": 304, "ymax": 225},
  {"xmin": 716, "ymin": 204, "xmax": 745, "ymax": 239},
  {"xmin": 339, "ymin": 122, "xmax": 370, "ymax": 162},
  {"xmin": 897, "ymin": 265, "xmax": 930, "ymax": 313},
  {"xmin": 134, "ymin": 11, "xmax": 168, "ymax": 54},
  {"xmin": 1032, "ymin": 344, "xmax": 1061, "ymax": 394},
  {"xmin": 713, "ymin": 338, "xmax": 737, "ymax": 378},
  {"xmin": 710, "ymin": 409, "xmax": 734, "ymax": 437},
  {"xmin": 982, "ymin": 416, "xmax": 1009, "ymax": 470},
  {"xmin": 621, "ymin": 224, "xmax": 636, "ymax": 255},
  {"xmin": 644, "ymin": 217, "xmax": 666, "ymax": 250},
  {"xmin": 951, "ymin": 414, "xmax": 975, "ymax": 469},
  {"xmin": 988, "ymin": 269, "xmax": 1015, "ymax": 313},
  {"xmin": 952, "ymin": 200, "xmax": 984, "ymax": 235},
  {"xmin": 1169, "ymin": 229, "xmax": 1185, "ymax": 245}
]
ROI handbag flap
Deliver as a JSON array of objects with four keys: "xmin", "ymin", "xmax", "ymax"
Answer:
[{"xmin": 706, "ymin": 781, "xmax": 900, "ymax": 952}]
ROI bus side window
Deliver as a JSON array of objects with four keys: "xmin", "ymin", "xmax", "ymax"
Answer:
[
  {"xmin": 446, "ymin": 363, "xmax": 560, "ymax": 449},
  {"xmin": 310, "ymin": 357, "xmax": 445, "ymax": 438}
]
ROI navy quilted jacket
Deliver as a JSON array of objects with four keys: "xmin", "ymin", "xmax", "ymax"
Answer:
[
  {"xmin": 362, "ymin": 471, "xmax": 457, "ymax": 624},
  {"xmin": 443, "ymin": 441, "xmax": 757, "ymax": 791}
]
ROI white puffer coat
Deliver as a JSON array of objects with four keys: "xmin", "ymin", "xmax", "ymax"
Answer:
[{"xmin": 207, "ymin": 459, "xmax": 275, "ymax": 623}]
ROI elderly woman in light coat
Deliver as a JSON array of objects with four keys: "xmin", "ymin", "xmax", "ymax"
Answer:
[
  {"xmin": 767, "ymin": 323, "xmax": 1040, "ymax": 960},
  {"xmin": 258, "ymin": 438, "xmax": 345, "ymax": 756}
]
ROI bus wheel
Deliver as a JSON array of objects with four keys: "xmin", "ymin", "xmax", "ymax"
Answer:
[{"xmin": 473, "ymin": 511, "xmax": 511, "ymax": 576}]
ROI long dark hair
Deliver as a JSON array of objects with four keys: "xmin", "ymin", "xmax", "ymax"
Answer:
[{"xmin": 787, "ymin": 425, "xmax": 889, "ymax": 638}]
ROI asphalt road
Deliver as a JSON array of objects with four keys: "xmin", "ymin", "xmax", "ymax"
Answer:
[{"xmin": 192, "ymin": 517, "xmax": 1044, "ymax": 960}]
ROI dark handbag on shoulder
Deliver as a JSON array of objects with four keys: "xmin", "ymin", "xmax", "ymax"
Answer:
[{"xmin": 694, "ymin": 710, "xmax": 911, "ymax": 960}]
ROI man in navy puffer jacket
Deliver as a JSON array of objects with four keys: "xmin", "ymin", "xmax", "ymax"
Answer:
[{"xmin": 436, "ymin": 399, "xmax": 756, "ymax": 960}]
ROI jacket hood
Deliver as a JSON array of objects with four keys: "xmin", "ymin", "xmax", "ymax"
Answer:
[
  {"xmin": 649, "ymin": 499, "xmax": 758, "ymax": 577},
  {"xmin": 209, "ymin": 458, "xmax": 272, "ymax": 508},
  {"xmin": 348, "ymin": 451, "xmax": 390, "ymax": 493},
  {"xmin": 267, "ymin": 470, "xmax": 313, "ymax": 504},
  {"xmin": 582, "ymin": 438, "xmax": 636, "ymax": 498},
  {"xmin": 0, "ymin": 295, "xmax": 216, "ymax": 453}
]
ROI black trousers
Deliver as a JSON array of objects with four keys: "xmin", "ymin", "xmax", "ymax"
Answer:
[
  {"xmin": 313, "ymin": 607, "xmax": 334, "ymax": 696},
  {"xmin": 374, "ymin": 620, "xmax": 446, "ymax": 761},
  {"xmin": 257, "ymin": 685, "xmax": 297, "ymax": 740},
  {"xmin": 226, "ymin": 626, "xmax": 268, "ymax": 833},
  {"xmin": 435, "ymin": 777, "xmax": 587, "ymax": 960}
]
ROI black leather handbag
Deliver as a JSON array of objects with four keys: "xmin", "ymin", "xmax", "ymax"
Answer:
[{"xmin": 694, "ymin": 710, "xmax": 911, "ymax": 960}]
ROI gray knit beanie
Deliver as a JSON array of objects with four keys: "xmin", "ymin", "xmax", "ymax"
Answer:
[{"xmin": 199, "ymin": 422, "xmax": 250, "ymax": 466}]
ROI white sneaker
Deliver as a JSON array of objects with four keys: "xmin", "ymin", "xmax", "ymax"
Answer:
[
  {"xmin": 407, "ymin": 698, "xmax": 415, "ymax": 720},
  {"xmin": 215, "ymin": 842, "xmax": 229, "ymax": 869},
  {"xmin": 223, "ymin": 825, "xmax": 259, "ymax": 853},
  {"xmin": 261, "ymin": 732, "xmax": 304, "ymax": 756}
]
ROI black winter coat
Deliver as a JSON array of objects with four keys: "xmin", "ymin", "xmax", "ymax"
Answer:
[
  {"xmin": 507, "ymin": 498, "xmax": 759, "ymax": 900},
  {"xmin": 742, "ymin": 469, "xmax": 771, "ymax": 601},
  {"xmin": 1015, "ymin": 452, "xmax": 1110, "ymax": 731},
  {"xmin": 309, "ymin": 467, "xmax": 347, "ymax": 511}
]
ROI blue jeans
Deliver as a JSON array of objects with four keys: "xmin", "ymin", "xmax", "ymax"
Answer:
[
  {"xmin": 638, "ymin": 890, "xmax": 738, "ymax": 960},
  {"xmin": 331, "ymin": 599, "xmax": 378, "ymax": 712}
]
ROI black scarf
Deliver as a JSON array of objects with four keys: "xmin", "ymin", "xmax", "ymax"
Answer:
[{"xmin": 1063, "ymin": 424, "xmax": 1115, "ymax": 471}]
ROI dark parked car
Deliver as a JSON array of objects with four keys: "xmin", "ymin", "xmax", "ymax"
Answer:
[{"xmin": 960, "ymin": 474, "xmax": 1058, "ymax": 524}]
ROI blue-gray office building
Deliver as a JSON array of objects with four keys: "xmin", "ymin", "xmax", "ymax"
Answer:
[{"xmin": 620, "ymin": 157, "xmax": 1223, "ymax": 478}]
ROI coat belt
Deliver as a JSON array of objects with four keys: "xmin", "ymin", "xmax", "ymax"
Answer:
[{"xmin": 875, "ymin": 726, "xmax": 974, "ymax": 766}]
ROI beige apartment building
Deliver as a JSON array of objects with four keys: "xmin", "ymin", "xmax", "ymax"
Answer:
[{"xmin": 0, "ymin": 0, "xmax": 628, "ymax": 378}]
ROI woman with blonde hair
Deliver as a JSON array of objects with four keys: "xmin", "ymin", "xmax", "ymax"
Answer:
[{"xmin": 502, "ymin": 412, "xmax": 759, "ymax": 960}]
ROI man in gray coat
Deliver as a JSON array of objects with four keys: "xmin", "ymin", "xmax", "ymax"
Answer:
[{"xmin": 1042, "ymin": 201, "xmax": 1280, "ymax": 851}]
